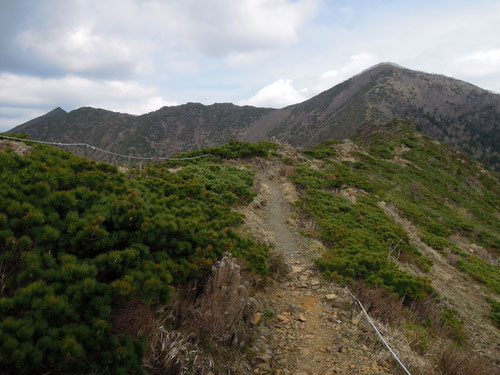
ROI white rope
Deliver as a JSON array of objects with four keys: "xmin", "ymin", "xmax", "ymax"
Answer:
[
  {"xmin": 0, "ymin": 134, "xmax": 212, "ymax": 161},
  {"xmin": 345, "ymin": 287, "xmax": 413, "ymax": 375}
]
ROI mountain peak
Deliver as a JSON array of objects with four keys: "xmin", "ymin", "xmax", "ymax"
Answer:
[
  {"xmin": 48, "ymin": 107, "xmax": 67, "ymax": 115},
  {"xmin": 356, "ymin": 62, "xmax": 406, "ymax": 77},
  {"xmin": 9, "ymin": 65, "xmax": 500, "ymax": 169},
  {"xmin": 41, "ymin": 107, "xmax": 67, "ymax": 119}
]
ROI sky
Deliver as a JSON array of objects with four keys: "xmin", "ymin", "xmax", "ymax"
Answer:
[{"xmin": 1, "ymin": 0, "xmax": 500, "ymax": 131}]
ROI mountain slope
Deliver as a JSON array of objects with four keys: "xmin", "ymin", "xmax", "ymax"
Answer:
[
  {"xmin": 9, "ymin": 63, "xmax": 500, "ymax": 168},
  {"xmin": 246, "ymin": 63, "xmax": 500, "ymax": 169},
  {"xmin": 10, "ymin": 103, "xmax": 274, "ymax": 158},
  {"xmin": 284, "ymin": 121, "xmax": 500, "ymax": 372}
]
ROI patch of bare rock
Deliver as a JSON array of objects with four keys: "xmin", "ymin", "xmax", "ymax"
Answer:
[
  {"xmin": 251, "ymin": 260, "xmax": 393, "ymax": 375},
  {"xmin": 0, "ymin": 139, "xmax": 32, "ymax": 155}
]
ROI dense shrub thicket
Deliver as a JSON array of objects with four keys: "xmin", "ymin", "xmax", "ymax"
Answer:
[{"xmin": 0, "ymin": 140, "xmax": 268, "ymax": 374}]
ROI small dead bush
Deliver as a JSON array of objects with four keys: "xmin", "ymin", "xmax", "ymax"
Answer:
[
  {"xmin": 299, "ymin": 214, "xmax": 319, "ymax": 238},
  {"xmin": 408, "ymin": 296, "xmax": 441, "ymax": 326},
  {"xmin": 169, "ymin": 256, "xmax": 251, "ymax": 346},
  {"xmin": 268, "ymin": 250, "xmax": 290, "ymax": 280},
  {"xmin": 446, "ymin": 253, "xmax": 459, "ymax": 267},
  {"xmin": 431, "ymin": 341, "xmax": 498, "ymax": 375},
  {"xmin": 352, "ymin": 282, "xmax": 405, "ymax": 325},
  {"xmin": 142, "ymin": 255, "xmax": 257, "ymax": 374},
  {"xmin": 409, "ymin": 298, "xmax": 467, "ymax": 345},
  {"xmin": 277, "ymin": 165, "xmax": 296, "ymax": 178}
]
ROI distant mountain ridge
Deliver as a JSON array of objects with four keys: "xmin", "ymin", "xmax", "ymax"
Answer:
[{"xmin": 10, "ymin": 63, "xmax": 500, "ymax": 168}]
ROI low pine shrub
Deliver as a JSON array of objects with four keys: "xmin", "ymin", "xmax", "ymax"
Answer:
[
  {"xmin": 0, "ymin": 140, "xmax": 269, "ymax": 373},
  {"xmin": 303, "ymin": 141, "xmax": 338, "ymax": 159},
  {"xmin": 291, "ymin": 164, "xmax": 432, "ymax": 302}
]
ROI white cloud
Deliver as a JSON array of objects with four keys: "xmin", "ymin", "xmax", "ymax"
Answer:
[
  {"xmin": 9, "ymin": 0, "xmax": 318, "ymax": 79},
  {"xmin": 242, "ymin": 79, "xmax": 306, "ymax": 108},
  {"xmin": 183, "ymin": 0, "xmax": 318, "ymax": 55},
  {"xmin": 463, "ymin": 49, "xmax": 500, "ymax": 63},
  {"xmin": 242, "ymin": 53, "xmax": 379, "ymax": 108},
  {"xmin": 453, "ymin": 48, "xmax": 500, "ymax": 77},
  {"xmin": 317, "ymin": 52, "xmax": 378, "ymax": 91},
  {"xmin": 18, "ymin": 22, "xmax": 152, "ymax": 77},
  {"xmin": 226, "ymin": 51, "xmax": 269, "ymax": 67}
]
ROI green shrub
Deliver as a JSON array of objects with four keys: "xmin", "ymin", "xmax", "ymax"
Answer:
[
  {"xmin": 292, "ymin": 163, "xmax": 433, "ymax": 302},
  {"xmin": 369, "ymin": 144, "xmax": 394, "ymax": 159},
  {"xmin": 0, "ymin": 140, "xmax": 269, "ymax": 373},
  {"xmin": 453, "ymin": 251, "xmax": 500, "ymax": 293},
  {"xmin": 174, "ymin": 140, "xmax": 277, "ymax": 162},
  {"xmin": 440, "ymin": 308, "xmax": 467, "ymax": 345},
  {"xmin": 303, "ymin": 142, "xmax": 338, "ymax": 159},
  {"xmin": 486, "ymin": 297, "xmax": 500, "ymax": 326},
  {"xmin": 422, "ymin": 233, "xmax": 450, "ymax": 251}
]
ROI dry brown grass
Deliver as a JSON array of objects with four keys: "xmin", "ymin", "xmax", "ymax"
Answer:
[
  {"xmin": 446, "ymin": 253, "xmax": 459, "ymax": 267},
  {"xmin": 141, "ymin": 284, "xmax": 216, "ymax": 374},
  {"xmin": 352, "ymin": 282, "xmax": 405, "ymax": 325},
  {"xmin": 430, "ymin": 341, "xmax": 499, "ymax": 375},
  {"xmin": 277, "ymin": 165, "xmax": 296, "ymax": 178},
  {"xmin": 144, "ymin": 325, "xmax": 214, "ymax": 375},
  {"xmin": 108, "ymin": 297, "xmax": 215, "ymax": 374},
  {"xmin": 141, "ymin": 275, "xmax": 255, "ymax": 375},
  {"xmin": 350, "ymin": 282, "xmax": 500, "ymax": 374},
  {"xmin": 0, "ymin": 140, "xmax": 32, "ymax": 156}
]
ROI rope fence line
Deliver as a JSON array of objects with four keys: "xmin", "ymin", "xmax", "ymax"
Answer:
[
  {"xmin": 0, "ymin": 134, "xmax": 213, "ymax": 161},
  {"xmin": 345, "ymin": 287, "xmax": 413, "ymax": 375}
]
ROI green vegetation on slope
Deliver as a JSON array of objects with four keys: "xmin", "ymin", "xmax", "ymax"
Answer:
[
  {"xmin": 298, "ymin": 120, "xmax": 500, "ymax": 325},
  {"xmin": 358, "ymin": 120, "xmax": 499, "ymax": 253},
  {"xmin": 291, "ymin": 163, "xmax": 433, "ymax": 301},
  {"xmin": 0, "ymin": 138, "xmax": 272, "ymax": 374},
  {"xmin": 175, "ymin": 139, "xmax": 278, "ymax": 161}
]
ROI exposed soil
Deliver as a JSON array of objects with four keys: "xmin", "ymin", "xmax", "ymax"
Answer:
[{"xmin": 238, "ymin": 159, "xmax": 397, "ymax": 375}]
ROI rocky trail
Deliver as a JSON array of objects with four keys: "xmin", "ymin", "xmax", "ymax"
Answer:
[{"xmin": 238, "ymin": 159, "xmax": 396, "ymax": 375}]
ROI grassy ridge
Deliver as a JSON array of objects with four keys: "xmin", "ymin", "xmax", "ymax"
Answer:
[{"xmin": 0, "ymin": 139, "xmax": 272, "ymax": 374}]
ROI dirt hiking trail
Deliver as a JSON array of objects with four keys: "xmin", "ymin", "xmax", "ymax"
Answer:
[{"xmin": 239, "ymin": 159, "xmax": 395, "ymax": 375}]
